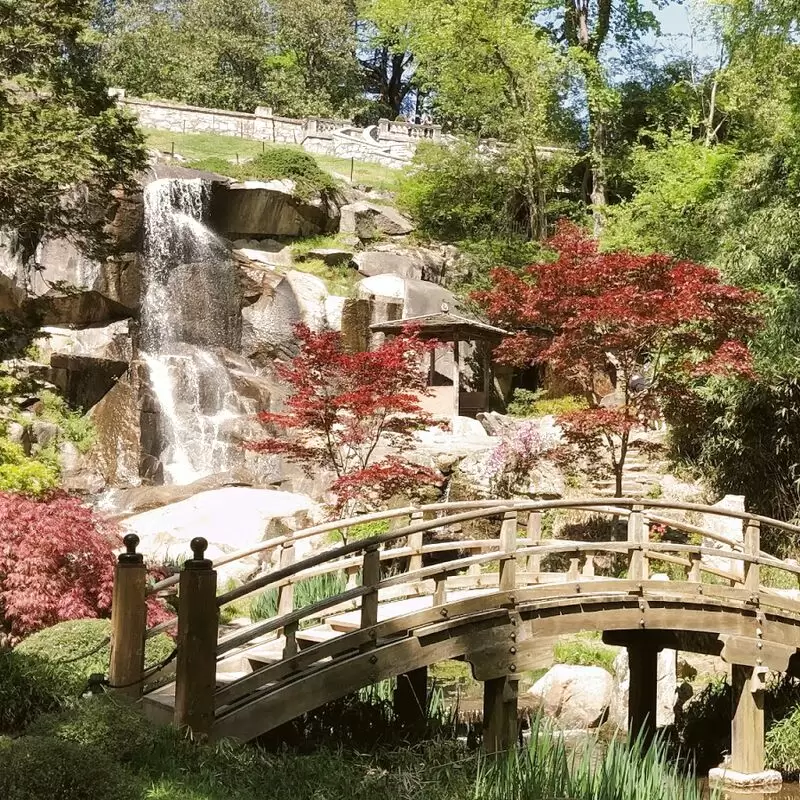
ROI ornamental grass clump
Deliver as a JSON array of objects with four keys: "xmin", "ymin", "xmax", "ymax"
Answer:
[{"xmin": 475, "ymin": 716, "xmax": 709, "ymax": 800}]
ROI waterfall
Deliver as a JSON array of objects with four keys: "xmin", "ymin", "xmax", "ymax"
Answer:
[{"xmin": 141, "ymin": 178, "xmax": 249, "ymax": 485}]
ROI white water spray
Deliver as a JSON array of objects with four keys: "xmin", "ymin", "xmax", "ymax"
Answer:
[{"xmin": 141, "ymin": 178, "xmax": 250, "ymax": 485}]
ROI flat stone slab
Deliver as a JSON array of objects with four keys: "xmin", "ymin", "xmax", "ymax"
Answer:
[{"xmin": 708, "ymin": 767, "xmax": 782, "ymax": 789}]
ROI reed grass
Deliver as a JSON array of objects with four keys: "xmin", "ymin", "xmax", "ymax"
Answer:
[{"xmin": 474, "ymin": 716, "xmax": 712, "ymax": 800}]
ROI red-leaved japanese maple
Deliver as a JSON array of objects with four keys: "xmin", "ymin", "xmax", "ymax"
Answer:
[
  {"xmin": 475, "ymin": 223, "xmax": 760, "ymax": 495},
  {"xmin": 0, "ymin": 491, "xmax": 168, "ymax": 642},
  {"xmin": 246, "ymin": 324, "xmax": 442, "ymax": 524}
]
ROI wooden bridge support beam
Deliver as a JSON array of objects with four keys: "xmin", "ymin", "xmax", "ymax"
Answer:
[
  {"xmin": 109, "ymin": 534, "xmax": 147, "ymax": 698},
  {"xmin": 731, "ymin": 664, "xmax": 765, "ymax": 774},
  {"xmin": 483, "ymin": 676, "xmax": 518, "ymax": 756},
  {"xmin": 174, "ymin": 537, "xmax": 218, "ymax": 739},
  {"xmin": 627, "ymin": 643, "xmax": 657, "ymax": 746},
  {"xmin": 394, "ymin": 667, "xmax": 428, "ymax": 731}
]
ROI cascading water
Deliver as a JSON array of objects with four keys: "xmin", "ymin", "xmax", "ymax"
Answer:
[{"xmin": 141, "ymin": 178, "xmax": 252, "ymax": 485}]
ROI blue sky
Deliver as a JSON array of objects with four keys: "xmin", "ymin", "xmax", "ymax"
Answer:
[{"xmin": 650, "ymin": 2, "xmax": 720, "ymax": 64}]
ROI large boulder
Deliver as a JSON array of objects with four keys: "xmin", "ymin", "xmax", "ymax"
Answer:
[
  {"xmin": 36, "ymin": 319, "xmax": 134, "ymax": 363},
  {"xmin": 357, "ymin": 274, "xmax": 459, "ymax": 320},
  {"xmin": 608, "ymin": 645, "xmax": 677, "ymax": 730},
  {"xmin": 210, "ymin": 181, "xmax": 339, "ymax": 238},
  {"xmin": 353, "ymin": 247, "xmax": 445, "ymax": 282},
  {"xmin": 339, "ymin": 202, "xmax": 414, "ymax": 239},
  {"xmin": 529, "ymin": 664, "xmax": 613, "ymax": 729},
  {"xmin": 35, "ymin": 237, "xmax": 141, "ymax": 314},
  {"xmin": 700, "ymin": 494, "xmax": 745, "ymax": 579},
  {"xmin": 241, "ymin": 271, "xmax": 333, "ymax": 362},
  {"xmin": 121, "ymin": 487, "xmax": 322, "ymax": 583}
]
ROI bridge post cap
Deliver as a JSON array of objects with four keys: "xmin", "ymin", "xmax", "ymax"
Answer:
[
  {"xmin": 184, "ymin": 537, "xmax": 213, "ymax": 570},
  {"xmin": 118, "ymin": 533, "xmax": 143, "ymax": 565}
]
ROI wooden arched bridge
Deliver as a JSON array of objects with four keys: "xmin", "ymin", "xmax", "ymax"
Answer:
[{"xmin": 108, "ymin": 498, "xmax": 800, "ymax": 785}]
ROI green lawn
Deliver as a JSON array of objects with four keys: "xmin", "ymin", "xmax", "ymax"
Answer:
[{"xmin": 145, "ymin": 128, "xmax": 400, "ymax": 191}]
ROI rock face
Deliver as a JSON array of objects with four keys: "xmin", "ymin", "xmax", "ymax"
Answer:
[
  {"xmin": 529, "ymin": 665, "xmax": 613, "ymax": 729},
  {"xmin": 210, "ymin": 181, "xmax": 340, "ymax": 238},
  {"xmin": 353, "ymin": 248, "xmax": 445, "ymax": 281},
  {"xmin": 700, "ymin": 494, "xmax": 745, "ymax": 579},
  {"xmin": 121, "ymin": 486, "xmax": 321, "ymax": 583},
  {"xmin": 339, "ymin": 202, "xmax": 414, "ymax": 239}
]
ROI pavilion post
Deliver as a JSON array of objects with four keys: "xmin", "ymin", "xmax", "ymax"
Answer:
[
  {"xmin": 482, "ymin": 341, "xmax": 493, "ymax": 411},
  {"xmin": 452, "ymin": 335, "xmax": 460, "ymax": 417}
]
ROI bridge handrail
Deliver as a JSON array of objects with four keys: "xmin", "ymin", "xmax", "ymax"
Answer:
[
  {"xmin": 145, "ymin": 497, "xmax": 799, "ymax": 596},
  {"xmin": 214, "ymin": 536, "xmax": 798, "ymax": 658}
]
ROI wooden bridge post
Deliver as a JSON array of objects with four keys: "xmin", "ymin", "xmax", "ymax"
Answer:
[
  {"xmin": 499, "ymin": 510, "xmax": 518, "ymax": 591},
  {"xmin": 394, "ymin": 666, "xmax": 428, "ymax": 732},
  {"xmin": 730, "ymin": 663, "xmax": 766, "ymax": 775},
  {"xmin": 408, "ymin": 510, "xmax": 424, "ymax": 575},
  {"xmin": 109, "ymin": 534, "xmax": 147, "ymax": 698},
  {"xmin": 526, "ymin": 510, "xmax": 541, "ymax": 578},
  {"xmin": 360, "ymin": 544, "xmax": 381, "ymax": 633},
  {"xmin": 627, "ymin": 504, "xmax": 647, "ymax": 581},
  {"xmin": 743, "ymin": 519, "xmax": 760, "ymax": 591},
  {"xmin": 277, "ymin": 543, "xmax": 295, "ymax": 617},
  {"xmin": 627, "ymin": 641, "xmax": 658, "ymax": 746},
  {"xmin": 174, "ymin": 537, "xmax": 218, "ymax": 738},
  {"xmin": 483, "ymin": 676, "xmax": 519, "ymax": 756}
]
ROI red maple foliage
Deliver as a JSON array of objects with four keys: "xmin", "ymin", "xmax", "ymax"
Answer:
[
  {"xmin": 474, "ymin": 223, "xmax": 760, "ymax": 495},
  {"xmin": 246, "ymin": 324, "xmax": 443, "ymax": 518},
  {"xmin": 0, "ymin": 491, "xmax": 168, "ymax": 641}
]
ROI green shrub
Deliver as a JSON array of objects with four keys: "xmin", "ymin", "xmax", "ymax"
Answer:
[
  {"xmin": 552, "ymin": 632, "xmax": 617, "ymax": 672},
  {"xmin": 15, "ymin": 618, "xmax": 174, "ymax": 699},
  {"xmin": 38, "ymin": 390, "xmax": 95, "ymax": 453},
  {"xmin": 767, "ymin": 704, "xmax": 800, "ymax": 776},
  {"xmin": 0, "ymin": 649, "xmax": 62, "ymax": 733},
  {"xmin": 507, "ymin": 388, "xmax": 587, "ymax": 418},
  {"xmin": 191, "ymin": 147, "xmax": 338, "ymax": 199},
  {"xmin": 0, "ymin": 735, "xmax": 139, "ymax": 800},
  {"xmin": 0, "ymin": 455, "xmax": 59, "ymax": 496},
  {"xmin": 398, "ymin": 140, "xmax": 525, "ymax": 241}
]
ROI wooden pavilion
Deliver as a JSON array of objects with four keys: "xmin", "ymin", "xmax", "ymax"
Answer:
[{"xmin": 370, "ymin": 304, "xmax": 506, "ymax": 418}]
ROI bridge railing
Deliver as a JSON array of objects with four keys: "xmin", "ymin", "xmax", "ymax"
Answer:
[{"xmin": 110, "ymin": 498, "xmax": 800, "ymax": 730}]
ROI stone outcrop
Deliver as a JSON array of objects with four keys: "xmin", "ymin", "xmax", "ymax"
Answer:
[
  {"xmin": 353, "ymin": 245, "xmax": 448, "ymax": 283},
  {"xmin": 36, "ymin": 319, "xmax": 134, "ymax": 363},
  {"xmin": 210, "ymin": 181, "xmax": 340, "ymax": 238},
  {"xmin": 339, "ymin": 202, "xmax": 414, "ymax": 239},
  {"xmin": 121, "ymin": 486, "xmax": 322, "ymax": 583},
  {"xmin": 529, "ymin": 664, "xmax": 613, "ymax": 729}
]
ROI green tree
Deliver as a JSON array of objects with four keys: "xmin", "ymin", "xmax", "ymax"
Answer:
[
  {"xmin": 269, "ymin": 0, "xmax": 362, "ymax": 117},
  {"xmin": 0, "ymin": 0, "xmax": 146, "ymax": 263},
  {"xmin": 102, "ymin": 0, "xmax": 274, "ymax": 112}
]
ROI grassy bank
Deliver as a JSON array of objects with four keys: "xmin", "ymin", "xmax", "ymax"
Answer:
[
  {"xmin": 144, "ymin": 129, "xmax": 400, "ymax": 192},
  {"xmin": 0, "ymin": 694, "xmax": 708, "ymax": 800}
]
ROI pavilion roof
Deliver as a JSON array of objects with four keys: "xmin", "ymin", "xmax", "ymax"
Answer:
[{"xmin": 370, "ymin": 309, "xmax": 507, "ymax": 340}]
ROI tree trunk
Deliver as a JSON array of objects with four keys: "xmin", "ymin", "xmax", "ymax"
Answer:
[
  {"xmin": 589, "ymin": 116, "xmax": 607, "ymax": 232},
  {"xmin": 614, "ymin": 464, "xmax": 623, "ymax": 498}
]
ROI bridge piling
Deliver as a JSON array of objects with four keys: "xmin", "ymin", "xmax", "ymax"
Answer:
[
  {"xmin": 174, "ymin": 537, "xmax": 218, "ymax": 738},
  {"xmin": 483, "ymin": 676, "xmax": 519, "ymax": 756},
  {"xmin": 109, "ymin": 534, "xmax": 147, "ymax": 698},
  {"xmin": 627, "ymin": 642, "xmax": 657, "ymax": 746}
]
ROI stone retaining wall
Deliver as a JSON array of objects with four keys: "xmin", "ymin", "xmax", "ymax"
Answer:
[{"xmin": 116, "ymin": 93, "xmax": 441, "ymax": 169}]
